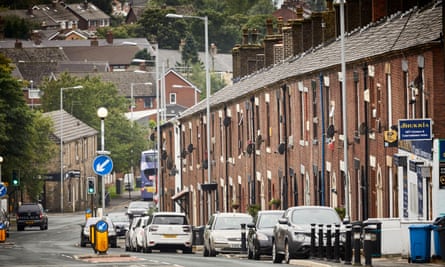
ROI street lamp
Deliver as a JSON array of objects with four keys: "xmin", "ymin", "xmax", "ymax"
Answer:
[
  {"xmin": 166, "ymin": 13, "xmax": 211, "ymax": 184},
  {"xmin": 60, "ymin": 85, "xmax": 83, "ymax": 213},
  {"xmin": 0, "ymin": 156, "xmax": 3, "ymax": 183},
  {"xmin": 97, "ymin": 107, "xmax": 108, "ymax": 212},
  {"xmin": 130, "ymin": 82, "xmax": 152, "ymax": 200}
]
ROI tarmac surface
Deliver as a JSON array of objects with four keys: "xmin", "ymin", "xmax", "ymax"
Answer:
[{"xmin": 105, "ymin": 193, "xmax": 445, "ymax": 267}]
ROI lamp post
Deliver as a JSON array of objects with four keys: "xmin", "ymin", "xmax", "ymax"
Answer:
[
  {"xmin": 0, "ymin": 156, "xmax": 3, "ymax": 183},
  {"xmin": 60, "ymin": 85, "xmax": 83, "ymax": 213},
  {"xmin": 97, "ymin": 107, "xmax": 108, "ymax": 212},
  {"xmin": 130, "ymin": 82, "xmax": 152, "ymax": 199},
  {"xmin": 166, "ymin": 13, "xmax": 211, "ymax": 185}
]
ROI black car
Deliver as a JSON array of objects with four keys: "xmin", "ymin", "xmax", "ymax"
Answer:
[
  {"xmin": 16, "ymin": 203, "xmax": 48, "ymax": 231},
  {"xmin": 247, "ymin": 210, "xmax": 284, "ymax": 260}
]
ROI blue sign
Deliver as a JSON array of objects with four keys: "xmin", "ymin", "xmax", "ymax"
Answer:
[
  {"xmin": 93, "ymin": 155, "xmax": 113, "ymax": 176},
  {"xmin": 399, "ymin": 119, "xmax": 432, "ymax": 141},
  {"xmin": 95, "ymin": 220, "xmax": 108, "ymax": 232},
  {"xmin": 0, "ymin": 183, "xmax": 6, "ymax": 197},
  {"xmin": 440, "ymin": 139, "xmax": 445, "ymax": 162}
]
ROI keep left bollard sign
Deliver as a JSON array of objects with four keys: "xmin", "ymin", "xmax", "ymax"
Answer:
[{"xmin": 94, "ymin": 220, "xmax": 108, "ymax": 254}]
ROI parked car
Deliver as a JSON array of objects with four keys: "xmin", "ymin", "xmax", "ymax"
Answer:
[
  {"xmin": 247, "ymin": 210, "xmax": 284, "ymax": 260},
  {"xmin": 16, "ymin": 203, "xmax": 48, "ymax": 231},
  {"xmin": 80, "ymin": 216, "xmax": 117, "ymax": 248},
  {"xmin": 143, "ymin": 212, "xmax": 193, "ymax": 253},
  {"xmin": 131, "ymin": 216, "xmax": 150, "ymax": 252},
  {"xmin": 272, "ymin": 206, "xmax": 345, "ymax": 263},
  {"xmin": 125, "ymin": 216, "xmax": 141, "ymax": 251},
  {"xmin": 203, "ymin": 212, "xmax": 253, "ymax": 256},
  {"xmin": 126, "ymin": 201, "xmax": 155, "ymax": 219},
  {"xmin": 0, "ymin": 208, "xmax": 10, "ymax": 237},
  {"xmin": 107, "ymin": 212, "xmax": 130, "ymax": 238}
]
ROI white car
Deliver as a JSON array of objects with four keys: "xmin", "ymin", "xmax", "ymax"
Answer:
[
  {"xmin": 143, "ymin": 212, "xmax": 193, "ymax": 253},
  {"xmin": 203, "ymin": 212, "xmax": 253, "ymax": 256},
  {"xmin": 125, "ymin": 217, "xmax": 141, "ymax": 251},
  {"xmin": 133, "ymin": 216, "xmax": 150, "ymax": 252}
]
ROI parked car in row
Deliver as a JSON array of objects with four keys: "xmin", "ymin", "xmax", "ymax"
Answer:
[
  {"xmin": 143, "ymin": 212, "xmax": 193, "ymax": 254},
  {"xmin": 247, "ymin": 210, "xmax": 284, "ymax": 260},
  {"xmin": 132, "ymin": 216, "xmax": 150, "ymax": 252},
  {"xmin": 203, "ymin": 212, "xmax": 253, "ymax": 257},
  {"xmin": 125, "ymin": 201, "xmax": 155, "ymax": 219},
  {"xmin": 272, "ymin": 206, "xmax": 345, "ymax": 264},
  {"xmin": 16, "ymin": 203, "xmax": 48, "ymax": 231},
  {"xmin": 80, "ymin": 216, "xmax": 117, "ymax": 248},
  {"xmin": 107, "ymin": 212, "xmax": 130, "ymax": 238}
]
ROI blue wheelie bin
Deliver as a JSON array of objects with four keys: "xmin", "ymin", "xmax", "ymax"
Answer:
[
  {"xmin": 408, "ymin": 224, "xmax": 433, "ymax": 263},
  {"xmin": 433, "ymin": 216, "xmax": 445, "ymax": 259}
]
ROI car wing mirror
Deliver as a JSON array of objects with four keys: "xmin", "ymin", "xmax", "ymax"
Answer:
[
  {"xmin": 247, "ymin": 222, "xmax": 255, "ymax": 229},
  {"xmin": 278, "ymin": 218, "xmax": 288, "ymax": 225}
]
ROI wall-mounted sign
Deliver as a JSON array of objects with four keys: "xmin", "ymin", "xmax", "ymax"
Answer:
[
  {"xmin": 439, "ymin": 139, "xmax": 445, "ymax": 162},
  {"xmin": 440, "ymin": 164, "xmax": 445, "ymax": 190},
  {"xmin": 398, "ymin": 118, "xmax": 432, "ymax": 141}
]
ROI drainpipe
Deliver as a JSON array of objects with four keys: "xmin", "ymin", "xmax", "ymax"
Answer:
[
  {"xmin": 250, "ymin": 96, "xmax": 256, "ymax": 205},
  {"xmin": 224, "ymin": 106, "xmax": 229, "ymax": 211},
  {"xmin": 362, "ymin": 65, "xmax": 369, "ymax": 220},
  {"xmin": 282, "ymin": 85, "xmax": 289, "ymax": 209},
  {"xmin": 320, "ymin": 73, "xmax": 325, "ymax": 206}
]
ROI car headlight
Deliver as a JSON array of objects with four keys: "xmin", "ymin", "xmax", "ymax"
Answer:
[
  {"xmin": 256, "ymin": 232, "xmax": 269, "ymax": 241},
  {"xmin": 294, "ymin": 232, "xmax": 310, "ymax": 242}
]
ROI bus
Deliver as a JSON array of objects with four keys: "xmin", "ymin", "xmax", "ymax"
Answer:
[{"xmin": 140, "ymin": 150, "xmax": 158, "ymax": 201}]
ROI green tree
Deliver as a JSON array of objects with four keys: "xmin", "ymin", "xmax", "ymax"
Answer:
[
  {"xmin": 0, "ymin": 54, "xmax": 54, "ymax": 200},
  {"xmin": 40, "ymin": 73, "xmax": 149, "ymax": 174}
]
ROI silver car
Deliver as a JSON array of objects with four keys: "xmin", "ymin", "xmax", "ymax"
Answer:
[
  {"xmin": 80, "ymin": 216, "xmax": 117, "ymax": 248},
  {"xmin": 272, "ymin": 206, "xmax": 345, "ymax": 263},
  {"xmin": 143, "ymin": 212, "xmax": 193, "ymax": 253},
  {"xmin": 203, "ymin": 212, "xmax": 253, "ymax": 256}
]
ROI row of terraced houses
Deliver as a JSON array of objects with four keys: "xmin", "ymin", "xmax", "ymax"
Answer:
[{"xmin": 158, "ymin": 1, "xmax": 445, "ymax": 255}]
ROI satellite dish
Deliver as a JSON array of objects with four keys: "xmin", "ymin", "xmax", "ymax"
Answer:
[
  {"xmin": 223, "ymin": 117, "xmax": 231, "ymax": 127},
  {"xmin": 327, "ymin": 125, "xmax": 335, "ymax": 138},
  {"xmin": 161, "ymin": 150, "xmax": 168, "ymax": 160},
  {"xmin": 166, "ymin": 158, "xmax": 173, "ymax": 170},
  {"xmin": 278, "ymin": 143, "xmax": 286, "ymax": 154},
  {"xmin": 181, "ymin": 149, "xmax": 187, "ymax": 159},
  {"xmin": 187, "ymin": 143, "xmax": 194, "ymax": 153},
  {"xmin": 246, "ymin": 143, "xmax": 254, "ymax": 154},
  {"xmin": 149, "ymin": 133, "xmax": 155, "ymax": 141},
  {"xmin": 202, "ymin": 159, "xmax": 208, "ymax": 169},
  {"xmin": 359, "ymin": 123, "xmax": 367, "ymax": 135}
]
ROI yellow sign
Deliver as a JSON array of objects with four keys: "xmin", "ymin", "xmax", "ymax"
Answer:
[
  {"xmin": 384, "ymin": 130, "xmax": 397, "ymax": 143},
  {"xmin": 146, "ymin": 186, "xmax": 156, "ymax": 193}
]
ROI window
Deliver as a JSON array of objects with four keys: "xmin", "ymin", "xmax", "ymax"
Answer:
[
  {"xmin": 312, "ymin": 80, "xmax": 318, "ymax": 140},
  {"xmin": 144, "ymin": 97, "xmax": 154, "ymax": 108},
  {"xmin": 170, "ymin": 93, "xmax": 176, "ymax": 104}
]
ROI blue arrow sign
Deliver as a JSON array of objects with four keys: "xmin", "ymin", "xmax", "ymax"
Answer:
[
  {"xmin": 93, "ymin": 155, "xmax": 113, "ymax": 176},
  {"xmin": 0, "ymin": 184, "xmax": 6, "ymax": 197},
  {"xmin": 95, "ymin": 220, "xmax": 108, "ymax": 232}
]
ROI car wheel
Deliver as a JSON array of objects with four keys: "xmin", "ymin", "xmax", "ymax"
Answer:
[
  {"xmin": 40, "ymin": 224, "xmax": 45, "ymax": 230},
  {"xmin": 17, "ymin": 225, "xmax": 24, "ymax": 231},
  {"xmin": 80, "ymin": 234, "xmax": 86, "ymax": 247},
  {"xmin": 183, "ymin": 247, "xmax": 193, "ymax": 254},
  {"xmin": 272, "ymin": 240, "xmax": 283, "ymax": 264},
  {"xmin": 284, "ymin": 240, "xmax": 290, "ymax": 264},
  {"xmin": 203, "ymin": 244, "xmax": 210, "ymax": 257}
]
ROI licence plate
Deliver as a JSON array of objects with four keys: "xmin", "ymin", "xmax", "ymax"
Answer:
[
  {"xmin": 26, "ymin": 221, "xmax": 34, "ymax": 224},
  {"xmin": 163, "ymin": 234, "xmax": 177, "ymax": 238},
  {"xmin": 230, "ymin": 243, "xmax": 241, "ymax": 248}
]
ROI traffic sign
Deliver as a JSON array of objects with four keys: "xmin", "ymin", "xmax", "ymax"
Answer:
[
  {"xmin": 93, "ymin": 155, "xmax": 113, "ymax": 176},
  {"xmin": 95, "ymin": 220, "xmax": 108, "ymax": 232},
  {"xmin": 0, "ymin": 183, "xmax": 6, "ymax": 197}
]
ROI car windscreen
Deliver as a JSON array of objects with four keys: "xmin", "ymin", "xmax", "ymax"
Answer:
[
  {"xmin": 257, "ymin": 213, "xmax": 283, "ymax": 228},
  {"xmin": 109, "ymin": 214, "xmax": 129, "ymax": 223},
  {"xmin": 214, "ymin": 216, "xmax": 252, "ymax": 230},
  {"xmin": 129, "ymin": 202, "xmax": 149, "ymax": 209},
  {"xmin": 290, "ymin": 209, "xmax": 340, "ymax": 225},
  {"xmin": 152, "ymin": 215, "xmax": 187, "ymax": 225}
]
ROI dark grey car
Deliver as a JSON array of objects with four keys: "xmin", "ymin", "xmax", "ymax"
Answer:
[
  {"xmin": 247, "ymin": 210, "xmax": 284, "ymax": 260},
  {"xmin": 272, "ymin": 206, "xmax": 345, "ymax": 263},
  {"xmin": 16, "ymin": 203, "xmax": 48, "ymax": 231}
]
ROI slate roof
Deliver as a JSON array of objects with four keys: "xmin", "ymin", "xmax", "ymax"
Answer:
[
  {"xmin": 179, "ymin": 2, "xmax": 442, "ymax": 119},
  {"xmin": 65, "ymin": 71, "xmax": 157, "ymax": 97},
  {"xmin": 62, "ymin": 46, "xmax": 140, "ymax": 65},
  {"xmin": 65, "ymin": 2, "xmax": 110, "ymax": 21},
  {"xmin": 44, "ymin": 110, "xmax": 98, "ymax": 143}
]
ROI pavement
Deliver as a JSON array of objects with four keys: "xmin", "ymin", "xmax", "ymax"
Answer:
[{"xmin": 76, "ymin": 193, "xmax": 445, "ymax": 267}]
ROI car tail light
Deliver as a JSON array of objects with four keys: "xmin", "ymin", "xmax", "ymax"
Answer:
[
  {"xmin": 149, "ymin": 225, "xmax": 158, "ymax": 232},
  {"xmin": 182, "ymin": 226, "xmax": 191, "ymax": 232},
  {"xmin": 39, "ymin": 213, "xmax": 43, "ymax": 219}
]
